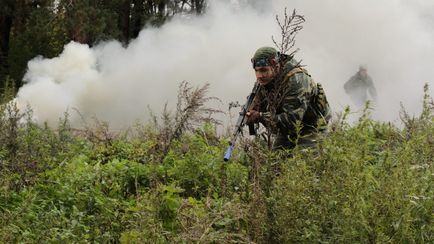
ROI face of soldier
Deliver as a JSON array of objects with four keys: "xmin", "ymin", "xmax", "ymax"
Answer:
[{"xmin": 255, "ymin": 66, "xmax": 277, "ymax": 86}]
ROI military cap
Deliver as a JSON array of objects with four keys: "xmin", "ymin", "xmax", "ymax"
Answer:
[{"xmin": 251, "ymin": 46, "xmax": 279, "ymax": 68}]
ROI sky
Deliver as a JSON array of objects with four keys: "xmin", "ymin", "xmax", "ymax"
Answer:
[{"xmin": 14, "ymin": 0, "xmax": 434, "ymax": 129}]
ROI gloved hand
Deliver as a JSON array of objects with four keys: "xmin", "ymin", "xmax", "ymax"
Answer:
[{"xmin": 246, "ymin": 110, "xmax": 261, "ymax": 125}]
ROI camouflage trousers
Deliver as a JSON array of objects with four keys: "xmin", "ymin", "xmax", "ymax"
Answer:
[{"xmin": 272, "ymin": 132, "xmax": 319, "ymax": 151}]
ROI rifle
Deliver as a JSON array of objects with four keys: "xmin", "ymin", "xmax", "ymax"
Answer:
[{"xmin": 224, "ymin": 82, "xmax": 261, "ymax": 161}]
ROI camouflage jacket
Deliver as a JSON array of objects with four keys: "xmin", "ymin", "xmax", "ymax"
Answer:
[
  {"xmin": 344, "ymin": 72, "xmax": 377, "ymax": 100},
  {"xmin": 253, "ymin": 58, "xmax": 331, "ymax": 139}
]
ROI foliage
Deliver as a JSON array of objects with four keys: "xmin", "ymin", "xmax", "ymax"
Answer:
[{"xmin": 0, "ymin": 84, "xmax": 433, "ymax": 242}]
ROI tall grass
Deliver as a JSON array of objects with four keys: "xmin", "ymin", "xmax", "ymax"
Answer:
[{"xmin": 0, "ymin": 82, "xmax": 432, "ymax": 243}]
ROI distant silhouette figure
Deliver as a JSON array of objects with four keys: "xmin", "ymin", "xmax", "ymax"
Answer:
[{"xmin": 344, "ymin": 65, "xmax": 377, "ymax": 107}]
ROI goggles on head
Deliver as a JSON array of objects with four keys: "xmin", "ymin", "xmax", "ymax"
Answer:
[{"xmin": 251, "ymin": 57, "xmax": 278, "ymax": 68}]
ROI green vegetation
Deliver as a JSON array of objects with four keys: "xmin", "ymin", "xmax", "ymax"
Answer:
[{"xmin": 0, "ymin": 83, "xmax": 433, "ymax": 243}]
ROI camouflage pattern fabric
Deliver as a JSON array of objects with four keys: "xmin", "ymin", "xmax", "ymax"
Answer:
[
  {"xmin": 252, "ymin": 46, "xmax": 278, "ymax": 61},
  {"xmin": 251, "ymin": 46, "xmax": 279, "ymax": 68},
  {"xmin": 253, "ymin": 58, "xmax": 331, "ymax": 150},
  {"xmin": 344, "ymin": 72, "xmax": 377, "ymax": 107}
]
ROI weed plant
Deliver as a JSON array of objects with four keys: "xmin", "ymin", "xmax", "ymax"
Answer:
[{"xmin": 0, "ymin": 82, "xmax": 432, "ymax": 243}]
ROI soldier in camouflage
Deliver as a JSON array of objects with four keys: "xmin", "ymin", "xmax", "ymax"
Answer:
[
  {"xmin": 246, "ymin": 47, "xmax": 331, "ymax": 150},
  {"xmin": 344, "ymin": 65, "xmax": 377, "ymax": 107}
]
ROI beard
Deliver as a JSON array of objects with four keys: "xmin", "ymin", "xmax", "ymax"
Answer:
[{"xmin": 258, "ymin": 77, "xmax": 274, "ymax": 85}]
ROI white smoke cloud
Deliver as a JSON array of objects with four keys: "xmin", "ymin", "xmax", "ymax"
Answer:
[
  {"xmin": 15, "ymin": 0, "xmax": 434, "ymax": 129},
  {"xmin": 271, "ymin": 0, "xmax": 434, "ymax": 123}
]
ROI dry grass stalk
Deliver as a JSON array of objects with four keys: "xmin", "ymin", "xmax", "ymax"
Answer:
[{"xmin": 272, "ymin": 8, "xmax": 305, "ymax": 56}]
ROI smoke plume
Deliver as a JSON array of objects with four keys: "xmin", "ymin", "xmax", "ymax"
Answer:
[{"xmin": 15, "ymin": 0, "xmax": 434, "ymax": 128}]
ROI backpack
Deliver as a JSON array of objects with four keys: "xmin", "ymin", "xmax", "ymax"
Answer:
[
  {"xmin": 284, "ymin": 67, "xmax": 331, "ymax": 124},
  {"xmin": 311, "ymin": 82, "xmax": 331, "ymax": 123}
]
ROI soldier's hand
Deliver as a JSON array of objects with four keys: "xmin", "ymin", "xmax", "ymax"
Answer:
[{"xmin": 246, "ymin": 110, "xmax": 261, "ymax": 125}]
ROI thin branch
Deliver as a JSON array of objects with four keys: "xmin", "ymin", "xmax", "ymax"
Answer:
[{"xmin": 272, "ymin": 8, "xmax": 305, "ymax": 55}]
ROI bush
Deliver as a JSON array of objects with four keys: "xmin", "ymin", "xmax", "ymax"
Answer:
[{"xmin": 0, "ymin": 84, "xmax": 432, "ymax": 242}]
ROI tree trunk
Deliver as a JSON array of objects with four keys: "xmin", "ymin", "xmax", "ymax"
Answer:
[
  {"xmin": 70, "ymin": 15, "xmax": 89, "ymax": 44},
  {"xmin": 192, "ymin": 0, "xmax": 205, "ymax": 14},
  {"xmin": 132, "ymin": 0, "xmax": 144, "ymax": 38},
  {"xmin": 157, "ymin": 1, "xmax": 166, "ymax": 16},
  {"xmin": 119, "ymin": 0, "xmax": 131, "ymax": 43},
  {"xmin": 0, "ymin": 14, "xmax": 13, "ymax": 87}
]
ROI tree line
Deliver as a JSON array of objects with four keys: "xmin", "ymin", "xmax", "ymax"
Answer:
[{"xmin": 0, "ymin": 0, "xmax": 206, "ymax": 90}]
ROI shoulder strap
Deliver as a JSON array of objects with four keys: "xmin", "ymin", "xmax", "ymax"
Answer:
[{"xmin": 284, "ymin": 67, "xmax": 307, "ymax": 80}]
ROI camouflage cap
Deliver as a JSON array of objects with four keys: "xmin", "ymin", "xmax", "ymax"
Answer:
[{"xmin": 251, "ymin": 47, "xmax": 278, "ymax": 68}]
